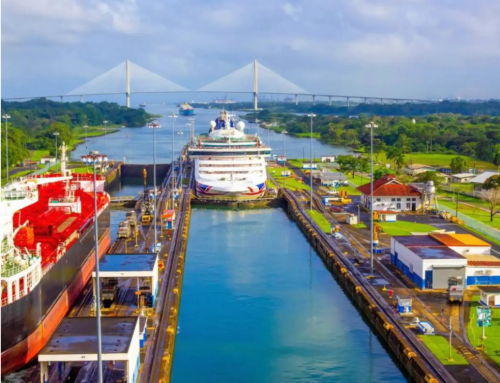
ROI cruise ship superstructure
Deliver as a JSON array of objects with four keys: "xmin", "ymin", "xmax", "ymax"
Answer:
[{"xmin": 188, "ymin": 111, "xmax": 271, "ymax": 200}]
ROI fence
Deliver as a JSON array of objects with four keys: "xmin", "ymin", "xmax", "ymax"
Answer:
[
  {"xmin": 439, "ymin": 184, "xmax": 482, "ymax": 198},
  {"xmin": 439, "ymin": 204, "xmax": 500, "ymax": 240}
]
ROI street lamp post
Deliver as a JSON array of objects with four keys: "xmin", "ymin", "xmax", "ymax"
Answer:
[
  {"xmin": 84, "ymin": 125, "xmax": 89, "ymax": 151},
  {"xmin": 307, "ymin": 114, "xmax": 316, "ymax": 211},
  {"xmin": 89, "ymin": 155, "xmax": 104, "ymax": 383},
  {"xmin": 53, "ymin": 132, "xmax": 60, "ymax": 173},
  {"xmin": 103, "ymin": 120, "xmax": 108, "ymax": 155},
  {"xmin": 153, "ymin": 121, "xmax": 158, "ymax": 248},
  {"xmin": 3, "ymin": 114, "xmax": 11, "ymax": 182},
  {"xmin": 169, "ymin": 114, "xmax": 178, "ymax": 210},
  {"xmin": 365, "ymin": 121, "xmax": 378, "ymax": 275}
]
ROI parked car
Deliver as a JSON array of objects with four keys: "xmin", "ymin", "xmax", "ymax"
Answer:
[{"xmin": 329, "ymin": 206, "xmax": 345, "ymax": 213}]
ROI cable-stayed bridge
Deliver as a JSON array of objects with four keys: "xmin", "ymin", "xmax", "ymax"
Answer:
[{"xmin": 2, "ymin": 59, "xmax": 435, "ymax": 109}]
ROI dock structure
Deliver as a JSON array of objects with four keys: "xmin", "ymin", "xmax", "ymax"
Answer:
[
  {"xmin": 92, "ymin": 253, "xmax": 160, "ymax": 310},
  {"xmin": 38, "ymin": 317, "xmax": 140, "ymax": 383}
]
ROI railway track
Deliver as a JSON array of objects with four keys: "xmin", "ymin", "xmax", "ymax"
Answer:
[{"xmin": 285, "ymin": 189, "xmax": 455, "ymax": 383}]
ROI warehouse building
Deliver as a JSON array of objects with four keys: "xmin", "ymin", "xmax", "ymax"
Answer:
[{"xmin": 391, "ymin": 233, "xmax": 500, "ymax": 289}]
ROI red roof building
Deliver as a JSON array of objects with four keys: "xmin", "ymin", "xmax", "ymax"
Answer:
[{"xmin": 357, "ymin": 175, "xmax": 423, "ymax": 212}]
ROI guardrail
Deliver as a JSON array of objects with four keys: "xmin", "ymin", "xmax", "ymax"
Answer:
[{"xmin": 439, "ymin": 204, "xmax": 500, "ymax": 239}]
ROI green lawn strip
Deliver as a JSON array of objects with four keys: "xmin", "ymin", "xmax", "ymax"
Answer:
[
  {"xmin": 294, "ymin": 132, "xmax": 321, "ymax": 139},
  {"xmin": 31, "ymin": 150, "xmax": 50, "ymax": 161},
  {"xmin": 417, "ymin": 335, "xmax": 468, "ymax": 365},
  {"xmin": 352, "ymin": 223, "xmax": 367, "ymax": 229},
  {"xmin": 378, "ymin": 221, "xmax": 437, "ymax": 236},
  {"xmin": 337, "ymin": 185, "xmax": 361, "ymax": 196},
  {"xmin": 348, "ymin": 175, "xmax": 371, "ymax": 187},
  {"xmin": 438, "ymin": 199, "xmax": 500, "ymax": 229},
  {"xmin": 467, "ymin": 299, "xmax": 500, "ymax": 366},
  {"xmin": 306, "ymin": 209, "xmax": 331, "ymax": 233},
  {"xmin": 438, "ymin": 191, "xmax": 489, "ymax": 208},
  {"xmin": 266, "ymin": 179, "xmax": 277, "ymax": 189},
  {"xmin": 378, "ymin": 152, "xmax": 495, "ymax": 169},
  {"xmin": 267, "ymin": 167, "xmax": 310, "ymax": 191}
]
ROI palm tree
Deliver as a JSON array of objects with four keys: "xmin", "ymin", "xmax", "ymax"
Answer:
[{"xmin": 394, "ymin": 152, "xmax": 406, "ymax": 171}]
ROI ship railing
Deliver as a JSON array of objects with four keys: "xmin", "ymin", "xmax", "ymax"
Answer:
[
  {"xmin": 1, "ymin": 189, "xmax": 37, "ymax": 201},
  {"xmin": 1, "ymin": 260, "xmax": 34, "ymax": 278}
]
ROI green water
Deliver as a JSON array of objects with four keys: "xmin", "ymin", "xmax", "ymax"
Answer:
[{"xmin": 171, "ymin": 208, "xmax": 407, "ymax": 383}]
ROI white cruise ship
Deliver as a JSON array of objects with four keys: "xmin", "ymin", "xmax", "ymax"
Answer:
[{"xmin": 188, "ymin": 111, "xmax": 271, "ymax": 200}]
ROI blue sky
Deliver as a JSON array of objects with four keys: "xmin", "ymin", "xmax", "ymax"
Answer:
[{"xmin": 2, "ymin": 0, "xmax": 500, "ymax": 100}]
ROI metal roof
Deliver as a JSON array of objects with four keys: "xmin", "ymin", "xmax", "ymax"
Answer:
[
  {"xmin": 99, "ymin": 253, "xmax": 157, "ymax": 272},
  {"xmin": 411, "ymin": 246, "xmax": 465, "ymax": 260},
  {"xmin": 469, "ymin": 171, "xmax": 500, "ymax": 184},
  {"xmin": 39, "ymin": 317, "xmax": 138, "ymax": 356},
  {"xmin": 430, "ymin": 233, "xmax": 490, "ymax": 247}
]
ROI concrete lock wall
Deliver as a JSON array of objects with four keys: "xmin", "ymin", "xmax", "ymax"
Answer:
[
  {"xmin": 283, "ymin": 193, "xmax": 438, "ymax": 383},
  {"xmin": 121, "ymin": 164, "xmax": 170, "ymax": 178}
]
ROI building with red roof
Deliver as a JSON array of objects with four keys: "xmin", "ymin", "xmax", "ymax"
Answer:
[{"xmin": 356, "ymin": 175, "xmax": 422, "ymax": 212}]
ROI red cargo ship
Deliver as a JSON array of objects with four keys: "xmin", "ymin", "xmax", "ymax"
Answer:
[{"xmin": 1, "ymin": 170, "xmax": 111, "ymax": 375}]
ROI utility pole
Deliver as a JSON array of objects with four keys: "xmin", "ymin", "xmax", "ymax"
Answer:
[
  {"xmin": 253, "ymin": 59, "xmax": 259, "ymax": 111},
  {"xmin": 449, "ymin": 315, "xmax": 453, "ymax": 361},
  {"xmin": 153, "ymin": 121, "xmax": 157, "ymax": 248},
  {"xmin": 90, "ymin": 156, "xmax": 104, "ymax": 383},
  {"xmin": 307, "ymin": 114, "xmax": 316, "ymax": 211},
  {"xmin": 3, "ymin": 114, "xmax": 11, "ymax": 182},
  {"xmin": 365, "ymin": 121, "xmax": 378, "ymax": 275},
  {"xmin": 125, "ymin": 59, "xmax": 130, "ymax": 108},
  {"xmin": 169, "ymin": 114, "xmax": 177, "ymax": 211},
  {"xmin": 53, "ymin": 132, "xmax": 60, "ymax": 173},
  {"xmin": 83, "ymin": 125, "xmax": 89, "ymax": 152},
  {"xmin": 103, "ymin": 120, "xmax": 108, "ymax": 156}
]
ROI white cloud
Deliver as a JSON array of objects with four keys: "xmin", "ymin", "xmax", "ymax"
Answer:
[
  {"xmin": 2, "ymin": 0, "xmax": 500, "ymax": 99},
  {"xmin": 283, "ymin": 3, "xmax": 302, "ymax": 21}
]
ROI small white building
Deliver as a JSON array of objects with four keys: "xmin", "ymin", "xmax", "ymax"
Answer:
[
  {"xmin": 39, "ymin": 157, "xmax": 56, "ymax": 164},
  {"xmin": 357, "ymin": 175, "xmax": 423, "ymax": 212},
  {"xmin": 404, "ymin": 163, "xmax": 436, "ymax": 176},
  {"xmin": 469, "ymin": 171, "xmax": 500, "ymax": 190},
  {"xmin": 465, "ymin": 254, "xmax": 500, "ymax": 286},
  {"xmin": 318, "ymin": 172, "xmax": 348, "ymax": 186},
  {"xmin": 302, "ymin": 162, "xmax": 318, "ymax": 169},
  {"xmin": 451, "ymin": 173, "xmax": 475, "ymax": 183},
  {"xmin": 320, "ymin": 155, "xmax": 336, "ymax": 163},
  {"xmin": 479, "ymin": 286, "xmax": 500, "ymax": 307}
]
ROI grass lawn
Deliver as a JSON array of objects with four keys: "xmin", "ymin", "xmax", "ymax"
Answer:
[
  {"xmin": 267, "ymin": 167, "xmax": 310, "ymax": 191},
  {"xmin": 467, "ymin": 297, "xmax": 500, "ymax": 366},
  {"xmin": 31, "ymin": 150, "xmax": 50, "ymax": 161},
  {"xmin": 438, "ymin": 199, "xmax": 500, "ymax": 229},
  {"xmin": 417, "ymin": 335, "xmax": 468, "ymax": 365},
  {"xmin": 378, "ymin": 152, "xmax": 495, "ymax": 170},
  {"xmin": 294, "ymin": 132, "xmax": 321, "ymax": 139},
  {"xmin": 337, "ymin": 185, "xmax": 361, "ymax": 196},
  {"xmin": 266, "ymin": 179, "xmax": 277, "ymax": 189},
  {"xmin": 348, "ymin": 175, "xmax": 371, "ymax": 187},
  {"xmin": 378, "ymin": 221, "xmax": 437, "ymax": 236},
  {"xmin": 287, "ymin": 158, "xmax": 321, "ymax": 168},
  {"xmin": 352, "ymin": 223, "xmax": 367, "ymax": 229},
  {"xmin": 70, "ymin": 166, "xmax": 94, "ymax": 174},
  {"xmin": 439, "ymin": 191, "xmax": 489, "ymax": 208},
  {"xmin": 306, "ymin": 209, "xmax": 331, "ymax": 233}
]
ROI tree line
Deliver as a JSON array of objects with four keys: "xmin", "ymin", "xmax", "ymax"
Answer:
[
  {"xmin": 252, "ymin": 110, "xmax": 500, "ymax": 166},
  {"xmin": 1, "ymin": 99, "xmax": 152, "ymax": 169}
]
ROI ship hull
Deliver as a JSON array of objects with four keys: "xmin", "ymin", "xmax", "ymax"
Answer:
[
  {"xmin": 1, "ymin": 205, "xmax": 111, "ymax": 375},
  {"xmin": 195, "ymin": 182, "xmax": 266, "ymax": 200},
  {"xmin": 179, "ymin": 109, "xmax": 194, "ymax": 116}
]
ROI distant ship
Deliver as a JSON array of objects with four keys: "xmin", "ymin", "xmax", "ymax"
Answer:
[
  {"xmin": 179, "ymin": 103, "xmax": 194, "ymax": 116},
  {"xmin": 140, "ymin": 102, "xmax": 146, "ymax": 108},
  {"xmin": 1, "ymin": 143, "xmax": 110, "ymax": 374},
  {"xmin": 148, "ymin": 122, "xmax": 161, "ymax": 129},
  {"xmin": 177, "ymin": 131, "xmax": 184, "ymax": 135},
  {"xmin": 213, "ymin": 97, "xmax": 236, "ymax": 104},
  {"xmin": 188, "ymin": 111, "xmax": 271, "ymax": 200}
]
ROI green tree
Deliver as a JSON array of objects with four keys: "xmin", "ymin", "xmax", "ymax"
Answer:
[
  {"xmin": 393, "ymin": 151, "xmax": 406, "ymax": 171},
  {"xmin": 415, "ymin": 171, "xmax": 442, "ymax": 187},
  {"xmin": 483, "ymin": 175, "xmax": 500, "ymax": 190},
  {"xmin": 450, "ymin": 156, "xmax": 467, "ymax": 173}
]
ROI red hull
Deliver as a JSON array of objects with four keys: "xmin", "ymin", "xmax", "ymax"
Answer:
[{"xmin": 1, "ymin": 229, "xmax": 111, "ymax": 374}]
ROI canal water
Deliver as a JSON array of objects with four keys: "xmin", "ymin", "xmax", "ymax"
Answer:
[
  {"xmin": 171, "ymin": 208, "xmax": 407, "ymax": 383},
  {"xmin": 71, "ymin": 105, "xmax": 350, "ymax": 164}
]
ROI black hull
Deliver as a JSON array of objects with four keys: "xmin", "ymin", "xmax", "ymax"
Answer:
[{"xmin": 1, "ymin": 205, "xmax": 110, "ymax": 353}]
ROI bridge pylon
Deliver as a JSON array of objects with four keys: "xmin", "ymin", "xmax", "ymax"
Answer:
[
  {"xmin": 253, "ymin": 59, "xmax": 258, "ymax": 111},
  {"xmin": 126, "ymin": 59, "xmax": 130, "ymax": 108}
]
